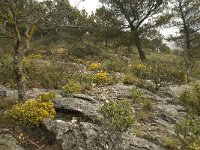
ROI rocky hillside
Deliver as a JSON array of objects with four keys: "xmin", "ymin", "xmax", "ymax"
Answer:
[{"xmin": 1, "ymin": 73, "xmax": 199, "ymax": 150}]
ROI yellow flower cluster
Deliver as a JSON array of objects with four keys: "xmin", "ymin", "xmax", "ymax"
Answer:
[
  {"xmin": 27, "ymin": 54, "xmax": 43, "ymax": 59},
  {"xmin": 135, "ymin": 64, "xmax": 146, "ymax": 70},
  {"xmin": 93, "ymin": 71, "xmax": 110, "ymax": 84},
  {"xmin": 88, "ymin": 63, "xmax": 101, "ymax": 71},
  {"xmin": 9, "ymin": 92, "xmax": 56, "ymax": 126}
]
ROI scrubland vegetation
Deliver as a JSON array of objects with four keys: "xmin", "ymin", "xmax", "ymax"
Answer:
[{"xmin": 0, "ymin": 0, "xmax": 199, "ymax": 149}]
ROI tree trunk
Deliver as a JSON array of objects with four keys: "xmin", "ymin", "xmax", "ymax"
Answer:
[
  {"xmin": 13, "ymin": 25, "xmax": 26, "ymax": 101},
  {"xmin": 185, "ymin": 29, "xmax": 192, "ymax": 59},
  {"xmin": 133, "ymin": 31, "xmax": 147, "ymax": 61},
  {"xmin": 105, "ymin": 39, "xmax": 108, "ymax": 48}
]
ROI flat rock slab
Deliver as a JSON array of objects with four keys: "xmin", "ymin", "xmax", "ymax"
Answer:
[
  {"xmin": 43, "ymin": 119, "xmax": 165, "ymax": 150},
  {"xmin": 0, "ymin": 133, "xmax": 24, "ymax": 150},
  {"xmin": 52, "ymin": 98, "xmax": 102, "ymax": 122},
  {"xmin": 161, "ymin": 84, "xmax": 193, "ymax": 97},
  {"xmin": 156, "ymin": 104, "xmax": 186, "ymax": 121}
]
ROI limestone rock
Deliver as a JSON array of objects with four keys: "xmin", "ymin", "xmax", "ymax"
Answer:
[
  {"xmin": 43, "ymin": 119, "xmax": 165, "ymax": 150},
  {"xmin": 0, "ymin": 133, "xmax": 24, "ymax": 150},
  {"xmin": 52, "ymin": 97, "xmax": 102, "ymax": 122}
]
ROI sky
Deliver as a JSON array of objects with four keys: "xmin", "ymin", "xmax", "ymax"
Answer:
[{"xmin": 69, "ymin": 0, "xmax": 100, "ymax": 14}]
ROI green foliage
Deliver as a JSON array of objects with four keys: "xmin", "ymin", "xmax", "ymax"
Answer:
[
  {"xmin": 178, "ymin": 84, "xmax": 200, "ymax": 115},
  {"xmin": 69, "ymin": 44, "xmax": 102, "ymax": 58},
  {"xmin": 148, "ymin": 62, "xmax": 185, "ymax": 91},
  {"xmin": 100, "ymin": 99, "xmax": 135, "ymax": 132},
  {"xmin": 164, "ymin": 137, "xmax": 179, "ymax": 150},
  {"xmin": 23, "ymin": 58, "xmax": 78, "ymax": 89},
  {"xmin": 129, "ymin": 87, "xmax": 143, "ymax": 101},
  {"xmin": 101, "ymin": 57, "xmax": 127, "ymax": 73},
  {"xmin": 79, "ymin": 73, "xmax": 94, "ymax": 85},
  {"xmin": 123, "ymin": 74, "xmax": 137, "ymax": 85},
  {"xmin": 8, "ymin": 92, "xmax": 56, "ymax": 126},
  {"xmin": 0, "ymin": 57, "xmax": 15, "ymax": 86},
  {"xmin": 133, "ymin": 63, "xmax": 147, "ymax": 78},
  {"xmin": 0, "ymin": 97, "xmax": 17, "ymax": 111},
  {"xmin": 62, "ymin": 80, "xmax": 81, "ymax": 95},
  {"xmin": 133, "ymin": 61, "xmax": 186, "ymax": 92},
  {"xmin": 142, "ymin": 99, "xmax": 154, "ymax": 112},
  {"xmin": 174, "ymin": 117, "xmax": 200, "ymax": 150},
  {"xmin": 136, "ymin": 111, "xmax": 149, "ymax": 122}
]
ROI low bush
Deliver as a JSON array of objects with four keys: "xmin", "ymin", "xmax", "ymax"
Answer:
[
  {"xmin": 101, "ymin": 58, "xmax": 127, "ymax": 73},
  {"xmin": 174, "ymin": 117, "xmax": 200, "ymax": 150},
  {"xmin": 62, "ymin": 80, "xmax": 81, "ymax": 96},
  {"xmin": 0, "ymin": 57, "xmax": 15, "ymax": 87},
  {"xmin": 164, "ymin": 137, "xmax": 179, "ymax": 150},
  {"xmin": 133, "ymin": 62, "xmax": 186, "ymax": 92},
  {"xmin": 136, "ymin": 111, "xmax": 149, "ymax": 122},
  {"xmin": 88, "ymin": 63, "xmax": 101, "ymax": 71},
  {"xmin": 69, "ymin": 43, "xmax": 102, "ymax": 58},
  {"xmin": 123, "ymin": 74, "xmax": 137, "ymax": 85},
  {"xmin": 142, "ymin": 99, "xmax": 154, "ymax": 112},
  {"xmin": 8, "ymin": 92, "xmax": 56, "ymax": 127},
  {"xmin": 133, "ymin": 63, "xmax": 147, "ymax": 78},
  {"xmin": 178, "ymin": 84, "xmax": 200, "ymax": 115},
  {"xmin": 100, "ymin": 99, "xmax": 135, "ymax": 132},
  {"xmin": 23, "ymin": 59, "xmax": 78, "ymax": 89},
  {"xmin": 129, "ymin": 87, "xmax": 143, "ymax": 101},
  {"xmin": 92, "ymin": 71, "xmax": 111, "ymax": 85}
]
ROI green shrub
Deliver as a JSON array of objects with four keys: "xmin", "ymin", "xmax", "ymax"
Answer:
[
  {"xmin": 69, "ymin": 44, "xmax": 102, "ymax": 58},
  {"xmin": 136, "ymin": 111, "xmax": 149, "ymax": 122},
  {"xmin": 101, "ymin": 58, "xmax": 127, "ymax": 73},
  {"xmin": 164, "ymin": 137, "xmax": 179, "ymax": 150},
  {"xmin": 178, "ymin": 84, "xmax": 200, "ymax": 115},
  {"xmin": 147, "ymin": 62, "xmax": 185, "ymax": 92},
  {"xmin": 129, "ymin": 87, "xmax": 143, "ymax": 101},
  {"xmin": 100, "ymin": 99, "xmax": 135, "ymax": 132},
  {"xmin": 23, "ymin": 58, "xmax": 78, "ymax": 89},
  {"xmin": 142, "ymin": 99, "xmax": 154, "ymax": 112},
  {"xmin": 174, "ymin": 117, "xmax": 200, "ymax": 150},
  {"xmin": 123, "ymin": 74, "xmax": 137, "ymax": 85},
  {"xmin": 134, "ymin": 62, "xmax": 186, "ymax": 92},
  {"xmin": 133, "ymin": 63, "xmax": 147, "ymax": 78},
  {"xmin": 8, "ymin": 92, "xmax": 56, "ymax": 126},
  {"xmin": 62, "ymin": 80, "xmax": 81, "ymax": 95},
  {"xmin": 79, "ymin": 73, "xmax": 94, "ymax": 85},
  {"xmin": 0, "ymin": 57, "xmax": 15, "ymax": 86}
]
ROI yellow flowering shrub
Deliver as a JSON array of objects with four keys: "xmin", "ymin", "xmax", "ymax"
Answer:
[
  {"xmin": 134, "ymin": 63, "xmax": 147, "ymax": 78},
  {"xmin": 8, "ymin": 92, "xmax": 56, "ymax": 126},
  {"xmin": 88, "ymin": 63, "xmax": 101, "ymax": 71},
  {"xmin": 135, "ymin": 63, "xmax": 146, "ymax": 70},
  {"xmin": 93, "ymin": 71, "xmax": 110, "ymax": 85}
]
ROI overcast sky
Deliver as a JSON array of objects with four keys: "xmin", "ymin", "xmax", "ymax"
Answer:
[{"xmin": 69, "ymin": 0, "xmax": 100, "ymax": 14}]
